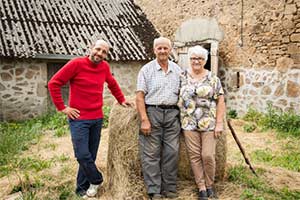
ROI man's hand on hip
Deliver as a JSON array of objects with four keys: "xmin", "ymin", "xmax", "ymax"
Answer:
[{"xmin": 61, "ymin": 106, "xmax": 80, "ymax": 119}]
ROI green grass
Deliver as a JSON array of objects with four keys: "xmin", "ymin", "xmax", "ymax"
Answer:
[
  {"xmin": 0, "ymin": 112, "xmax": 68, "ymax": 177},
  {"xmin": 243, "ymin": 123, "xmax": 256, "ymax": 133},
  {"xmin": 0, "ymin": 106, "xmax": 111, "ymax": 178},
  {"xmin": 53, "ymin": 154, "xmax": 70, "ymax": 162},
  {"xmin": 0, "ymin": 157, "xmax": 53, "ymax": 177},
  {"xmin": 55, "ymin": 184, "xmax": 74, "ymax": 200},
  {"xmin": 103, "ymin": 105, "xmax": 111, "ymax": 128},
  {"xmin": 0, "ymin": 122, "xmax": 41, "ymax": 166},
  {"xmin": 44, "ymin": 143, "xmax": 57, "ymax": 151},
  {"xmin": 23, "ymin": 191, "xmax": 38, "ymax": 200},
  {"xmin": 228, "ymin": 165, "xmax": 300, "ymax": 199},
  {"xmin": 251, "ymin": 146, "xmax": 300, "ymax": 172},
  {"xmin": 17, "ymin": 157, "xmax": 52, "ymax": 171},
  {"xmin": 0, "ymin": 110, "xmax": 112, "ymax": 199},
  {"xmin": 12, "ymin": 177, "xmax": 81, "ymax": 200},
  {"xmin": 11, "ymin": 172, "xmax": 44, "ymax": 193},
  {"xmin": 241, "ymin": 105, "xmax": 300, "ymax": 172},
  {"xmin": 0, "ymin": 106, "xmax": 110, "ymax": 173},
  {"xmin": 243, "ymin": 104, "xmax": 300, "ymax": 137}
]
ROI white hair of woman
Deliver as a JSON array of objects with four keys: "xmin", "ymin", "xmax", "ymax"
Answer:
[
  {"xmin": 188, "ymin": 45, "xmax": 208, "ymax": 61},
  {"xmin": 188, "ymin": 45, "xmax": 208, "ymax": 71}
]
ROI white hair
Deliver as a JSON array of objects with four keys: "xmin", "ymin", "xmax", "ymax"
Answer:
[
  {"xmin": 153, "ymin": 37, "xmax": 171, "ymax": 48},
  {"xmin": 188, "ymin": 45, "xmax": 208, "ymax": 61}
]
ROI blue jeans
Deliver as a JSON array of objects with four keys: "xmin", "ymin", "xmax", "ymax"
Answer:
[{"xmin": 68, "ymin": 118, "xmax": 103, "ymax": 195}]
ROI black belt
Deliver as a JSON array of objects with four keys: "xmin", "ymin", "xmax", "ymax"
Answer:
[{"xmin": 146, "ymin": 104, "xmax": 178, "ymax": 110}]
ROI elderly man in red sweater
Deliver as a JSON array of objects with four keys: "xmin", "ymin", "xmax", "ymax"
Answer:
[{"xmin": 48, "ymin": 39, "xmax": 131, "ymax": 198}]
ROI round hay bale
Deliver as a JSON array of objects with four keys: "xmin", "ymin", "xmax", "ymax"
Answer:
[
  {"xmin": 107, "ymin": 103, "xmax": 227, "ymax": 199},
  {"xmin": 106, "ymin": 104, "xmax": 145, "ymax": 199},
  {"xmin": 215, "ymin": 131, "xmax": 227, "ymax": 181}
]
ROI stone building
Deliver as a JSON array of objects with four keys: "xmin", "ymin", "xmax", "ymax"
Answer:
[
  {"xmin": 135, "ymin": 0, "xmax": 300, "ymax": 115},
  {"xmin": 0, "ymin": 0, "xmax": 159, "ymax": 121}
]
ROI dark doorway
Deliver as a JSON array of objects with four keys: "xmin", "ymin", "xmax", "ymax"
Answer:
[
  {"xmin": 47, "ymin": 63, "xmax": 68, "ymax": 110},
  {"xmin": 201, "ymin": 43, "xmax": 211, "ymax": 71}
]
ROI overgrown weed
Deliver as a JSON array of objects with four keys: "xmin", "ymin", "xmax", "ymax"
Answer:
[
  {"xmin": 103, "ymin": 105, "xmax": 111, "ymax": 128},
  {"xmin": 243, "ymin": 104, "xmax": 300, "ymax": 137},
  {"xmin": 228, "ymin": 165, "xmax": 300, "ymax": 199},
  {"xmin": 0, "ymin": 112, "xmax": 68, "ymax": 177}
]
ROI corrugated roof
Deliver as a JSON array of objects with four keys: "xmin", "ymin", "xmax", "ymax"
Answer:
[{"xmin": 0, "ymin": 0, "xmax": 159, "ymax": 60}]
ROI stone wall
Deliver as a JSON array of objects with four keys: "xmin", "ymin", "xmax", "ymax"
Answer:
[
  {"xmin": 0, "ymin": 58, "xmax": 143, "ymax": 121},
  {"xmin": 103, "ymin": 61, "xmax": 145, "ymax": 103},
  {"xmin": 0, "ymin": 58, "xmax": 48, "ymax": 121},
  {"xmin": 219, "ymin": 65, "xmax": 300, "ymax": 115},
  {"xmin": 135, "ymin": 0, "xmax": 300, "ymax": 114}
]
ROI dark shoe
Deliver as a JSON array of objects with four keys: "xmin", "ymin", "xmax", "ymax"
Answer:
[
  {"xmin": 207, "ymin": 187, "xmax": 218, "ymax": 199},
  {"xmin": 162, "ymin": 191, "xmax": 178, "ymax": 198},
  {"xmin": 149, "ymin": 193, "xmax": 163, "ymax": 200},
  {"xmin": 198, "ymin": 190, "xmax": 208, "ymax": 200}
]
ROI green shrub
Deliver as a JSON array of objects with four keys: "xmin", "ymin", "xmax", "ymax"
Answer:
[
  {"xmin": 243, "ymin": 123, "xmax": 256, "ymax": 133},
  {"xmin": 228, "ymin": 109, "xmax": 238, "ymax": 119},
  {"xmin": 42, "ymin": 112, "xmax": 68, "ymax": 130},
  {"xmin": 103, "ymin": 106, "xmax": 111, "ymax": 128},
  {"xmin": 243, "ymin": 105, "xmax": 300, "ymax": 138},
  {"xmin": 260, "ymin": 105, "xmax": 300, "ymax": 137},
  {"xmin": 243, "ymin": 107, "xmax": 263, "ymax": 124}
]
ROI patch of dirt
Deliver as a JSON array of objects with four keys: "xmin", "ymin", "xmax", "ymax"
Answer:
[
  {"xmin": 226, "ymin": 119, "xmax": 276, "ymax": 165},
  {"xmin": 227, "ymin": 119, "xmax": 300, "ymax": 191}
]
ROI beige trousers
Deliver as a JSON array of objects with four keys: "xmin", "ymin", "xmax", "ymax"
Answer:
[{"xmin": 183, "ymin": 130, "xmax": 216, "ymax": 190}]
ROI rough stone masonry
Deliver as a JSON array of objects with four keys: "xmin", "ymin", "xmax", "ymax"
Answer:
[{"xmin": 134, "ymin": 0, "xmax": 300, "ymax": 115}]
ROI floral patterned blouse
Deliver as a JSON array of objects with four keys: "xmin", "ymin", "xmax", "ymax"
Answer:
[{"xmin": 178, "ymin": 70, "xmax": 224, "ymax": 132}]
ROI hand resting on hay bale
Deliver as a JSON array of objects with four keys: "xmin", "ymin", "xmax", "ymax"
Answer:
[{"xmin": 107, "ymin": 103, "xmax": 227, "ymax": 199}]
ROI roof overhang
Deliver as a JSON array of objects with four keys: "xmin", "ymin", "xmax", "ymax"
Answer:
[{"xmin": 34, "ymin": 54, "xmax": 78, "ymax": 60}]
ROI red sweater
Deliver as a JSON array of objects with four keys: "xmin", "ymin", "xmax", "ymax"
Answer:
[{"xmin": 48, "ymin": 56, "xmax": 125, "ymax": 120}]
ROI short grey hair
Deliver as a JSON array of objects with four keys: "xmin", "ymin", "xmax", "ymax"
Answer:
[
  {"xmin": 188, "ymin": 45, "xmax": 208, "ymax": 61},
  {"xmin": 94, "ymin": 39, "xmax": 110, "ymax": 49},
  {"xmin": 153, "ymin": 37, "xmax": 172, "ymax": 48}
]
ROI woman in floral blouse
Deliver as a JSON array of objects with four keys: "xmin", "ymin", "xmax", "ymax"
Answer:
[{"xmin": 178, "ymin": 45, "xmax": 226, "ymax": 200}]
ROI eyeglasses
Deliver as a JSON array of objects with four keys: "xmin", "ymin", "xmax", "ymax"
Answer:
[{"xmin": 190, "ymin": 57, "xmax": 205, "ymax": 61}]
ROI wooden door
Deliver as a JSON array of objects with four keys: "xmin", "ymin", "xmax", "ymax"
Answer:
[{"xmin": 47, "ymin": 63, "xmax": 69, "ymax": 110}]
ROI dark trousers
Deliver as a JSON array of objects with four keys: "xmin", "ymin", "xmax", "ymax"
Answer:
[
  {"xmin": 139, "ymin": 107, "xmax": 181, "ymax": 194},
  {"xmin": 69, "ymin": 118, "xmax": 103, "ymax": 194}
]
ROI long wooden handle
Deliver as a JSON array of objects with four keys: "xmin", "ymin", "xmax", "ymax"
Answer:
[{"xmin": 227, "ymin": 119, "xmax": 258, "ymax": 177}]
